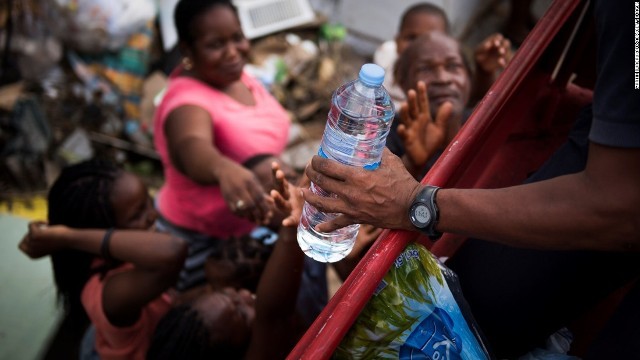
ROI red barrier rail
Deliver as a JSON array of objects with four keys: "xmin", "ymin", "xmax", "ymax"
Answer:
[{"xmin": 288, "ymin": 0, "xmax": 594, "ymax": 358}]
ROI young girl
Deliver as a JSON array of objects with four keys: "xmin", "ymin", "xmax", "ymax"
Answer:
[
  {"xmin": 19, "ymin": 160, "xmax": 187, "ymax": 360},
  {"xmin": 147, "ymin": 159, "xmax": 312, "ymax": 359}
]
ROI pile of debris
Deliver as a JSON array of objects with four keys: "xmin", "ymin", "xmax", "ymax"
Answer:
[
  {"xmin": 0, "ymin": 1, "xmax": 367, "ymax": 199},
  {"xmin": 248, "ymin": 26, "xmax": 367, "ymax": 169}
]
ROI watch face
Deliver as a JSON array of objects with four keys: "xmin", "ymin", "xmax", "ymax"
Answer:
[{"xmin": 413, "ymin": 204, "xmax": 432, "ymax": 226}]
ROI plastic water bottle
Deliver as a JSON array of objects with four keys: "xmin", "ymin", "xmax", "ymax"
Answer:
[{"xmin": 297, "ymin": 63, "xmax": 395, "ymax": 263}]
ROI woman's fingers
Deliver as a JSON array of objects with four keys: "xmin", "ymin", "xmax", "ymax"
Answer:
[
  {"xmin": 231, "ymin": 189, "xmax": 270, "ymax": 224},
  {"xmin": 252, "ymin": 193, "xmax": 273, "ymax": 224}
]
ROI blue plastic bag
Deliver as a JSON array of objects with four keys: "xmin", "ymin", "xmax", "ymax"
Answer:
[{"xmin": 335, "ymin": 243, "xmax": 491, "ymax": 359}]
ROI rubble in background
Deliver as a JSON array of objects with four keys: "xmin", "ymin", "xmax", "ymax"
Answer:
[
  {"xmin": 248, "ymin": 25, "xmax": 366, "ymax": 170},
  {"xmin": 0, "ymin": 1, "xmax": 367, "ymax": 197}
]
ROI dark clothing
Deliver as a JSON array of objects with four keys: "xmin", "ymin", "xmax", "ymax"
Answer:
[
  {"xmin": 447, "ymin": 1, "xmax": 640, "ymax": 358},
  {"xmin": 447, "ymin": 108, "xmax": 640, "ymax": 358},
  {"xmin": 385, "ymin": 114, "xmax": 405, "ymax": 158},
  {"xmin": 589, "ymin": 0, "xmax": 640, "ymax": 148},
  {"xmin": 585, "ymin": 281, "xmax": 640, "ymax": 360}
]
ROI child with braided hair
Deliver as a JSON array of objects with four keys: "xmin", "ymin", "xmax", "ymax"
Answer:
[
  {"xmin": 147, "ymin": 158, "xmax": 313, "ymax": 360},
  {"xmin": 19, "ymin": 160, "xmax": 187, "ymax": 360}
]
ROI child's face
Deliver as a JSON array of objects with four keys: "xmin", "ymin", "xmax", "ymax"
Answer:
[
  {"xmin": 193, "ymin": 287, "xmax": 255, "ymax": 348},
  {"xmin": 110, "ymin": 172, "xmax": 157, "ymax": 230},
  {"xmin": 401, "ymin": 33, "xmax": 471, "ymax": 117},
  {"xmin": 396, "ymin": 12, "xmax": 447, "ymax": 55}
]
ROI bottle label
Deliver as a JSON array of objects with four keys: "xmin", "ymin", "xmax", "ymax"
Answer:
[
  {"xmin": 318, "ymin": 147, "xmax": 380, "ymax": 171},
  {"xmin": 318, "ymin": 146, "xmax": 329, "ymax": 159},
  {"xmin": 363, "ymin": 162, "xmax": 380, "ymax": 170}
]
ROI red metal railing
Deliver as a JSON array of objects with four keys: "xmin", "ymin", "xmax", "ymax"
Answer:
[{"xmin": 288, "ymin": 0, "xmax": 593, "ymax": 357}]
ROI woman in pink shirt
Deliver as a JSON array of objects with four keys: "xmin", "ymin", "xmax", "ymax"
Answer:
[{"xmin": 153, "ymin": 0, "xmax": 291, "ymax": 291}]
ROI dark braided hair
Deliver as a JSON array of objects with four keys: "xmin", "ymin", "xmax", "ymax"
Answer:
[
  {"xmin": 174, "ymin": 0, "xmax": 237, "ymax": 47},
  {"xmin": 48, "ymin": 159, "xmax": 122, "ymax": 316},
  {"xmin": 399, "ymin": 2, "xmax": 450, "ymax": 34},
  {"xmin": 206, "ymin": 233, "xmax": 274, "ymax": 292},
  {"xmin": 147, "ymin": 304, "xmax": 246, "ymax": 359}
]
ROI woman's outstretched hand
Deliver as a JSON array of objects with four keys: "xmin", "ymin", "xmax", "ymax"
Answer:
[{"xmin": 218, "ymin": 160, "xmax": 274, "ymax": 225}]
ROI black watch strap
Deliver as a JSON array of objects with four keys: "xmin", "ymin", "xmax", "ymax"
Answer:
[{"xmin": 409, "ymin": 185, "xmax": 442, "ymax": 240}]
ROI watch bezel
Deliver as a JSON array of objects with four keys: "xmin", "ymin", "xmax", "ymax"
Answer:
[
  {"xmin": 409, "ymin": 202, "xmax": 432, "ymax": 228},
  {"xmin": 408, "ymin": 185, "xmax": 442, "ymax": 240}
]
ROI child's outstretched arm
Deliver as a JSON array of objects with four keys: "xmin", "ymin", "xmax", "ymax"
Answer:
[
  {"xmin": 247, "ymin": 162, "xmax": 307, "ymax": 360},
  {"xmin": 398, "ymin": 81, "xmax": 453, "ymax": 177},
  {"xmin": 19, "ymin": 222, "xmax": 187, "ymax": 327}
]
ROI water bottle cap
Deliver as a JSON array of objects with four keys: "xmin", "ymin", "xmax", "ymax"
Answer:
[{"xmin": 358, "ymin": 63, "xmax": 385, "ymax": 86}]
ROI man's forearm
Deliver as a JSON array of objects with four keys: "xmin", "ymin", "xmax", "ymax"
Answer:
[{"xmin": 437, "ymin": 144, "xmax": 640, "ymax": 251}]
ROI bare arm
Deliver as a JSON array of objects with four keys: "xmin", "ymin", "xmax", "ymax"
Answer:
[
  {"xmin": 19, "ymin": 224, "xmax": 187, "ymax": 326},
  {"xmin": 246, "ymin": 164, "xmax": 306, "ymax": 360},
  {"xmin": 164, "ymin": 105, "xmax": 272, "ymax": 223},
  {"xmin": 302, "ymin": 144, "xmax": 640, "ymax": 252},
  {"xmin": 438, "ymin": 143, "xmax": 640, "ymax": 251},
  {"xmin": 302, "ymin": 2, "xmax": 639, "ymax": 253}
]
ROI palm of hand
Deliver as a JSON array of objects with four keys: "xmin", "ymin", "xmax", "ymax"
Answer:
[
  {"xmin": 477, "ymin": 49, "xmax": 502, "ymax": 74},
  {"xmin": 475, "ymin": 33, "xmax": 512, "ymax": 74},
  {"xmin": 398, "ymin": 82, "xmax": 449, "ymax": 170},
  {"xmin": 402, "ymin": 107, "xmax": 445, "ymax": 168},
  {"xmin": 270, "ymin": 162, "xmax": 304, "ymax": 227}
]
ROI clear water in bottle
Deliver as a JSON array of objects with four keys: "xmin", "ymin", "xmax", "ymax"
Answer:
[{"xmin": 297, "ymin": 63, "xmax": 395, "ymax": 263}]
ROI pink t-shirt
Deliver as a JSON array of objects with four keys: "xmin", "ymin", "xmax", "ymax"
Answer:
[
  {"xmin": 153, "ymin": 71, "xmax": 290, "ymax": 238},
  {"xmin": 81, "ymin": 264, "xmax": 173, "ymax": 360}
]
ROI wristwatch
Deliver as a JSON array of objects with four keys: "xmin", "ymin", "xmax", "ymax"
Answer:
[{"xmin": 408, "ymin": 185, "xmax": 442, "ymax": 240}]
